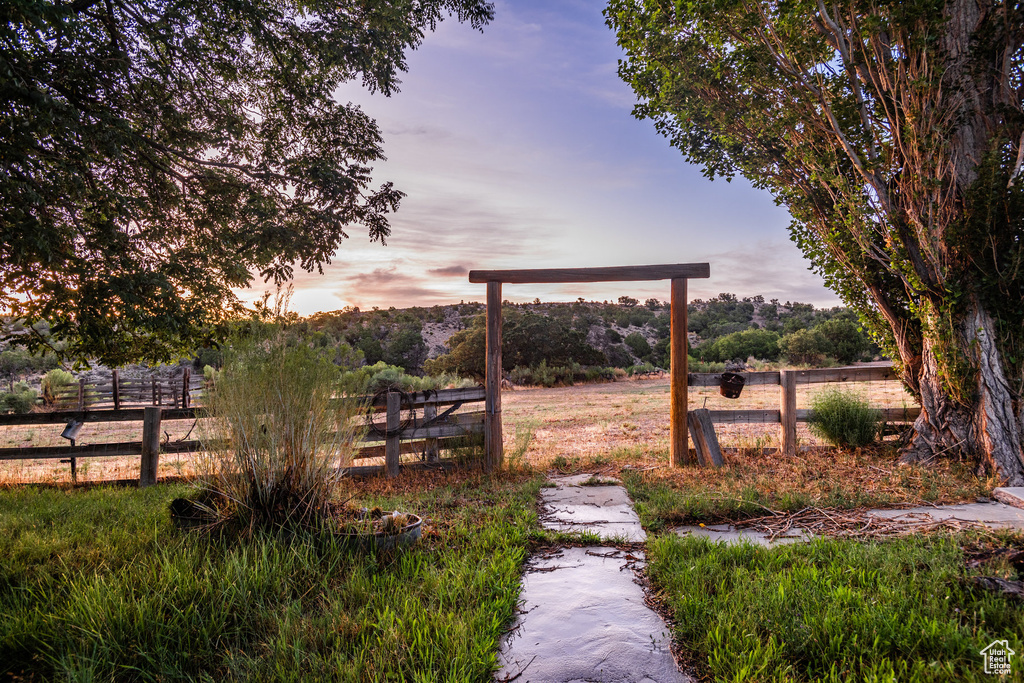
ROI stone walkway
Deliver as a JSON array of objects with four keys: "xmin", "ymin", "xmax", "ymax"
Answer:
[
  {"xmin": 497, "ymin": 477, "xmax": 1024, "ymax": 681},
  {"xmin": 497, "ymin": 474, "xmax": 692, "ymax": 683}
]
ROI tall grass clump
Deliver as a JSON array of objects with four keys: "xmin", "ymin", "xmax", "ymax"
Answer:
[
  {"xmin": 808, "ymin": 386, "xmax": 879, "ymax": 448},
  {"xmin": 41, "ymin": 368, "xmax": 74, "ymax": 405},
  {"xmin": 198, "ymin": 335, "xmax": 365, "ymax": 530}
]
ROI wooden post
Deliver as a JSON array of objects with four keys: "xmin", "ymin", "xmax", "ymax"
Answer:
[
  {"xmin": 112, "ymin": 369, "xmax": 120, "ymax": 410},
  {"xmin": 385, "ymin": 391, "xmax": 401, "ymax": 478},
  {"xmin": 484, "ymin": 281, "xmax": 503, "ymax": 472},
  {"xmin": 423, "ymin": 401, "xmax": 439, "ymax": 462},
  {"xmin": 152, "ymin": 378, "xmax": 157, "ymax": 406},
  {"xmin": 140, "ymin": 406, "xmax": 161, "ymax": 487},
  {"xmin": 687, "ymin": 408, "xmax": 724, "ymax": 467},
  {"xmin": 780, "ymin": 369, "xmax": 797, "ymax": 457},
  {"xmin": 670, "ymin": 277, "xmax": 690, "ymax": 466},
  {"xmin": 77, "ymin": 378, "xmax": 86, "ymax": 411},
  {"xmin": 182, "ymin": 368, "xmax": 191, "ymax": 409}
]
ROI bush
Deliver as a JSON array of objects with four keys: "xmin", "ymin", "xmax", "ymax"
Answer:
[
  {"xmin": 343, "ymin": 361, "xmax": 472, "ymax": 394},
  {"xmin": 815, "ymin": 318, "xmax": 870, "ymax": 364},
  {"xmin": 0, "ymin": 382, "xmax": 37, "ymax": 414},
  {"xmin": 41, "ymin": 369, "xmax": 75, "ymax": 405},
  {"xmin": 624, "ymin": 332, "xmax": 653, "ymax": 361},
  {"xmin": 808, "ymin": 387, "xmax": 879, "ymax": 448},
  {"xmin": 778, "ymin": 328, "xmax": 826, "ymax": 366},
  {"xmin": 198, "ymin": 335, "xmax": 365, "ymax": 530},
  {"xmin": 697, "ymin": 329, "xmax": 780, "ymax": 363}
]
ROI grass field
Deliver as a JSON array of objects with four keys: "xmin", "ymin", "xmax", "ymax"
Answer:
[{"xmin": 0, "ymin": 471, "xmax": 544, "ymax": 682}]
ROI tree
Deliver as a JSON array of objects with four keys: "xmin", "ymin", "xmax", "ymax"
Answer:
[
  {"xmin": 1, "ymin": 0, "xmax": 492, "ymax": 366},
  {"xmin": 608, "ymin": 1, "xmax": 1024, "ymax": 483}
]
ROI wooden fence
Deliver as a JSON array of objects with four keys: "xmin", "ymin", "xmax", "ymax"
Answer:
[
  {"xmin": 0, "ymin": 387, "xmax": 486, "ymax": 483},
  {"xmin": 688, "ymin": 364, "xmax": 919, "ymax": 460},
  {"xmin": 48, "ymin": 369, "xmax": 203, "ymax": 410}
]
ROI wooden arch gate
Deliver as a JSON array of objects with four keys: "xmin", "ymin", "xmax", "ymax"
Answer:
[{"xmin": 468, "ymin": 263, "xmax": 711, "ymax": 472}]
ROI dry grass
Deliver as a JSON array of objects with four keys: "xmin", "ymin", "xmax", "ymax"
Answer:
[
  {"xmin": 2, "ymin": 375, "xmax": 969, "ymax": 513},
  {"xmin": 501, "ymin": 376, "xmax": 917, "ymax": 466}
]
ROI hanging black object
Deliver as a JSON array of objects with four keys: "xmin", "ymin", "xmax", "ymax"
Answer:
[
  {"xmin": 61, "ymin": 418, "xmax": 84, "ymax": 442},
  {"xmin": 719, "ymin": 372, "xmax": 745, "ymax": 399}
]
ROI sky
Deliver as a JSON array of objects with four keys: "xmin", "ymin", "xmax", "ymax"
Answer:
[{"xmin": 239, "ymin": 0, "xmax": 840, "ymax": 315}]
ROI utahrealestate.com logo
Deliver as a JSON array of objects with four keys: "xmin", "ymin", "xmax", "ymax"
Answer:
[{"xmin": 980, "ymin": 640, "xmax": 1016, "ymax": 675}]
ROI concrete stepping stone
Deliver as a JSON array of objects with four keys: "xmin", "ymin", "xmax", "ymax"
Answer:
[
  {"xmin": 992, "ymin": 487, "xmax": 1024, "ymax": 510},
  {"xmin": 673, "ymin": 523, "xmax": 812, "ymax": 547},
  {"xmin": 540, "ymin": 473, "xmax": 646, "ymax": 542},
  {"xmin": 868, "ymin": 501, "xmax": 1024, "ymax": 528},
  {"xmin": 496, "ymin": 547, "xmax": 692, "ymax": 683}
]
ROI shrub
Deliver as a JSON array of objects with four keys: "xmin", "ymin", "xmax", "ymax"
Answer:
[
  {"xmin": 815, "ymin": 318, "xmax": 870, "ymax": 364},
  {"xmin": 198, "ymin": 335, "xmax": 365, "ymax": 530},
  {"xmin": 697, "ymin": 329, "xmax": 780, "ymax": 363},
  {"xmin": 808, "ymin": 387, "xmax": 879, "ymax": 448},
  {"xmin": 624, "ymin": 332, "xmax": 653, "ymax": 360},
  {"xmin": 779, "ymin": 328, "xmax": 827, "ymax": 366},
  {"xmin": 41, "ymin": 369, "xmax": 75, "ymax": 405},
  {"xmin": 0, "ymin": 382, "xmax": 37, "ymax": 414},
  {"xmin": 344, "ymin": 361, "xmax": 473, "ymax": 394}
]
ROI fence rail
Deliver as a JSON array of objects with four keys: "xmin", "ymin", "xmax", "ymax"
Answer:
[
  {"xmin": 691, "ymin": 364, "xmax": 915, "ymax": 458},
  {"xmin": 0, "ymin": 387, "xmax": 486, "ymax": 481}
]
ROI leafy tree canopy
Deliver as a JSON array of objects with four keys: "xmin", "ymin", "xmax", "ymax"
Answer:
[
  {"xmin": 1, "ymin": 0, "xmax": 492, "ymax": 366},
  {"xmin": 608, "ymin": 0, "xmax": 1024, "ymax": 482}
]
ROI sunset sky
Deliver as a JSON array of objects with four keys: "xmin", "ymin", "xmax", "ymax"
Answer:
[{"xmin": 240, "ymin": 0, "xmax": 839, "ymax": 315}]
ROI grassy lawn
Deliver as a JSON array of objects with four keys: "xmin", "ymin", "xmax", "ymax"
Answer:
[
  {"xmin": 0, "ymin": 471, "xmax": 543, "ymax": 682},
  {"xmin": 647, "ymin": 533, "xmax": 1024, "ymax": 682}
]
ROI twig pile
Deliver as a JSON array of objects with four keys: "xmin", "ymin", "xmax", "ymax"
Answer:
[{"xmin": 732, "ymin": 506, "xmax": 995, "ymax": 542}]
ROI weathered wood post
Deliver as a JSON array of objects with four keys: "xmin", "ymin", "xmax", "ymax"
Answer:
[
  {"xmin": 670, "ymin": 277, "xmax": 690, "ymax": 466},
  {"xmin": 77, "ymin": 378, "xmax": 86, "ymax": 411},
  {"xmin": 423, "ymin": 399, "xmax": 439, "ymax": 462},
  {"xmin": 485, "ymin": 281, "xmax": 503, "ymax": 472},
  {"xmin": 385, "ymin": 391, "xmax": 401, "ymax": 478},
  {"xmin": 112, "ymin": 369, "xmax": 120, "ymax": 410},
  {"xmin": 182, "ymin": 368, "xmax": 191, "ymax": 409},
  {"xmin": 779, "ymin": 369, "xmax": 797, "ymax": 457},
  {"xmin": 140, "ymin": 406, "xmax": 161, "ymax": 487}
]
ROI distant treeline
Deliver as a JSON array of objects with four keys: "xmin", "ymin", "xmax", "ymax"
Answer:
[{"xmin": 0, "ymin": 295, "xmax": 879, "ymax": 396}]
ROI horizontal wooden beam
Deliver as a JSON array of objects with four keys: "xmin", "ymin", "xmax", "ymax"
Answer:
[
  {"xmin": 360, "ymin": 412, "xmax": 485, "ymax": 443},
  {"xmin": 0, "ymin": 407, "xmax": 199, "ymax": 426},
  {"xmin": 688, "ymin": 371, "xmax": 781, "ymax": 387},
  {"xmin": 0, "ymin": 440, "xmax": 203, "ymax": 461},
  {"xmin": 793, "ymin": 366, "xmax": 901, "ymax": 384},
  {"xmin": 707, "ymin": 406, "xmax": 920, "ymax": 425},
  {"xmin": 468, "ymin": 263, "xmax": 710, "ymax": 284}
]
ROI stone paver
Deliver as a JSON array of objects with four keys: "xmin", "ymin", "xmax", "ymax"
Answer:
[
  {"xmin": 868, "ymin": 501, "xmax": 1024, "ymax": 528},
  {"xmin": 496, "ymin": 547, "xmax": 691, "ymax": 683},
  {"xmin": 497, "ymin": 474, "xmax": 689, "ymax": 682},
  {"xmin": 540, "ymin": 474, "xmax": 647, "ymax": 542},
  {"xmin": 673, "ymin": 523, "xmax": 812, "ymax": 546}
]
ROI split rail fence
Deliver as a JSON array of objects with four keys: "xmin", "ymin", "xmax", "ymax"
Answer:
[
  {"xmin": 48, "ymin": 369, "xmax": 202, "ymax": 410},
  {"xmin": 688, "ymin": 364, "xmax": 919, "ymax": 464},
  {"xmin": 0, "ymin": 387, "xmax": 485, "ymax": 483}
]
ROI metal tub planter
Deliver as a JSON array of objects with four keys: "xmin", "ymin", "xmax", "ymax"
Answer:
[{"xmin": 340, "ymin": 510, "xmax": 423, "ymax": 551}]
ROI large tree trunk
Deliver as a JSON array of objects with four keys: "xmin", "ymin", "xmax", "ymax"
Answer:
[{"xmin": 900, "ymin": 300, "xmax": 1024, "ymax": 485}]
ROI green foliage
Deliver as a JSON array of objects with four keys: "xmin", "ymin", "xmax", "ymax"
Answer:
[
  {"xmin": 427, "ymin": 309, "xmax": 607, "ymax": 378},
  {"xmin": 815, "ymin": 318, "xmax": 870, "ymax": 365},
  {"xmin": 647, "ymin": 534, "xmax": 1024, "ymax": 681},
  {"xmin": 697, "ymin": 329, "xmax": 780, "ymax": 363},
  {"xmin": 778, "ymin": 328, "xmax": 827, "ymax": 366},
  {"xmin": 343, "ymin": 361, "xmax": 472, "ymax": 394},
  {"xmin": 624, "ymin": 331, "xmax": 652, "ymax": 361},
  {"xmin": 607, "ymin": 0, "xmax": 1024, "ymax": 473},
  {"xmin": 198, "ymin": 335, "xmax": 364, "ymax": 530},
  {"xmin": 1, "ymin": 0, "xmax": 493, "ymax": 365},
  {"xmin": 808, "ymin": 388, "xmax": 879, "ymax": 448},
  {"xmin": 0, "ymin": 381, "xmax": 37, "ymax": 414},
  {"xmin": 0, "ymin": 476, "xmax": 541, "ymax": 681},
  {"xmin": 40, "ymin": 368, "xmax": 74, "ymax": 405},
  {"xmin": 0, "ymin": 348, "xmax": 59, "ymax": 378}
]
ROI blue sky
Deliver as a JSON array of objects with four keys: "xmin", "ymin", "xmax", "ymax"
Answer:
[{"xmin": 244, "ymin": 0, "xmax": 838, "ymax": 315}]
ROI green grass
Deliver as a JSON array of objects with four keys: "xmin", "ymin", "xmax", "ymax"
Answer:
[
  {"xmin": 648, "ymin": 533, "xmax": 1024, "ymax": 682},
  {"xmin": 0, "ymin": 473, "xmax": 543, "ymax": 681}
]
